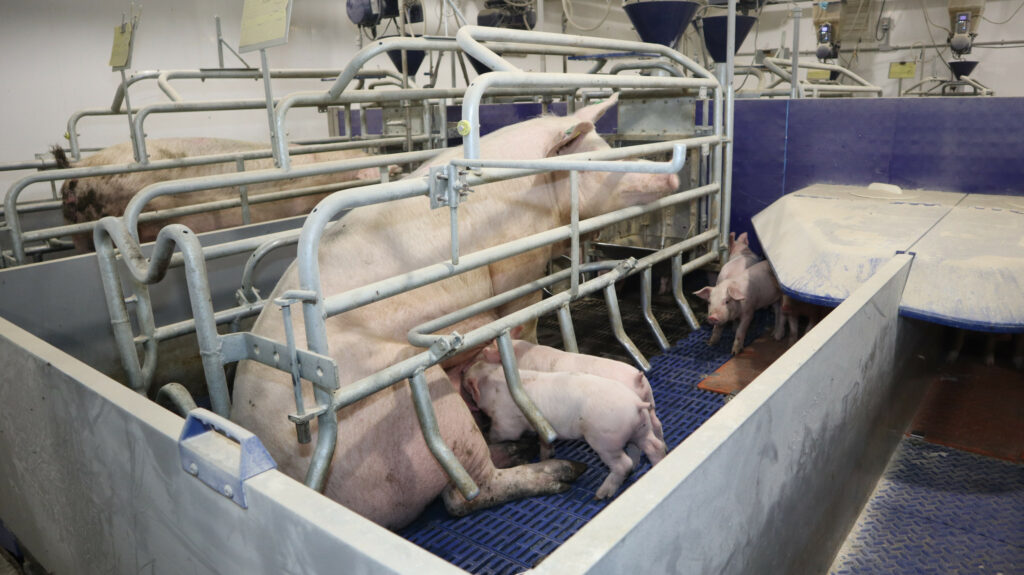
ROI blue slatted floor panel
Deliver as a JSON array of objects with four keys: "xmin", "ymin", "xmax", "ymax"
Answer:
[
  {"xmin": 830, "ymin": 438, "xmax": 1024, "ymax": 574},
  {"xmin": 398, "ymin": 308, "xmax": 774, "ymax": 574}
]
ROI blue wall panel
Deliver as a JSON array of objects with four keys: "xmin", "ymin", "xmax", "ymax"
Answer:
[{"xmin": 731, "ymin": 97, "xmax": 1024, "ymax": 255}]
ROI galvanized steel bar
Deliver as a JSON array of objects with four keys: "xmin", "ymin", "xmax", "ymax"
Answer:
[
  {"xmin": 557, "ymin": 304, "xmax": 578, "ymax": 353},
  {"xmin": 673, "ymin": 251, "xmax": 719, "ymax": 330},
  {"xmin": 497, "ymin": 331, "xmax": 558, "ymax": 443},
  {"xmin": 239, "ymin": 232, "xmax": 301, "ymax": 303},
  {"xmin": 604, "ymin": 283, "xmax": 649, "ymax": 370},
  {"xmin": 408, "ymin": 370, "xmax": 480, "ymax": 499},
  {"xmin": 324, "ymin": 181, "xmax": 719, "ymax": 319},
  {"xmin": 641, "ymin": 268, "xmax": 670, "ymax": 351},
  {"xmin": 93, "ymin": 218, "xmax": 231, "ymax": 417},
  {"xmin": 570, "ymin": 170, "xmax": 580, "ymax": 297}
]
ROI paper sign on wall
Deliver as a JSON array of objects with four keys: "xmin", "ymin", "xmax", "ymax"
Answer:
[
  {"xmin": 889, "ymin": 61, "xmax": 917, "ymax": 79},
  {"xmin": 806, "ymin": 69, "xmax": 831, "ymax": 81},
  {"xmin": 239, "ymin": 0, "xmax": 292, "ymax": 53}
]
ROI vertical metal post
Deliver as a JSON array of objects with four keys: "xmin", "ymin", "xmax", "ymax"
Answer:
[
  {"xmin": 235, "ymin": 158, "xmax": 251, "ymax": 225},
  {"xmin": 278, "ymin": 301, "xmax": 311, "ymax": 444},
  {"xmin": 260, "ymin": 49, "xmax": 281, "ymax": 168},
  {"xmin": 496, "ymin": 331, "xmax": 557, "ymax": 443},
  {"xmin": 450, "ymin": 203, "xmax": 460, "ymax": 265},
  {"xmin": 121, "ymin": 69, "xmax": 143, "ymax": 163},
  {"xmin": 791, "ymin": 7, "xmax": 802, "ymax": 99},
  {"xmin": 604, "ymin": 284, "xmax": 649, "ymax": 370},
  {"xmin": 724, "ymin": 0, "xmax": 736, "ymax": 247},
  {"xmin": 215, "ymin": 16, "xmax": 225, "ymax": 68},
  {"xmin": 569, "ymin": 170, "xmax": 580, "ymax": 297},
  {"xmin": 641, "ymin": 268, "xmax": 671, "ymax": 351},
  {"xmin": 557, "ymin": 303, "xmax": 578, "ymax": 353}
]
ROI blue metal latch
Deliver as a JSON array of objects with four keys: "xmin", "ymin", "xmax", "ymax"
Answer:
[{"xmin": 178, "ymin": 408, "xmax": 277, "ymax": 508}]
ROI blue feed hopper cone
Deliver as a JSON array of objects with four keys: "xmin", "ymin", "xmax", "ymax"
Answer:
[
  {"xmin": 383, "ymin": 36, "xmax": 426, "ymax": 77},
  {"xmin": 701, "ymin": 15, "xmax": 757, "ymax": 63},
  {"xmin": 624, "ymin": 0, "xmax": 701, "ymax": 47},
  {"xmin": 949, "ymin": 60, "xmax": 978, "ymax": 80}
]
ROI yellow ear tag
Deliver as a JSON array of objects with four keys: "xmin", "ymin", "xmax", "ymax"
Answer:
[{"xmin": 456, "ymin": 120, "xmax": 472, "ymax": 136}]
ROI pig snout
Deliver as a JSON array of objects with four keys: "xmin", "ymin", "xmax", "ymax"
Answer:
[{"xmin": 707, "ymin": 313, "xmax": 721, "ymax": 325}]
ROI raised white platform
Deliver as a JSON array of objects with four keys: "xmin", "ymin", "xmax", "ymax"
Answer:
[{"xmin": 753, "ymin": 184, "xmax": 1024, "ymax": 332}]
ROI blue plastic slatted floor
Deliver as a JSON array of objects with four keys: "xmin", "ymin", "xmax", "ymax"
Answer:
[
  {"xmin": 830, "ymin": 438, "xmax": 1024, "ymax": 574},
  {"xmin": 398, "ymin": 309, "xmax": 774, "ymax": 574}
]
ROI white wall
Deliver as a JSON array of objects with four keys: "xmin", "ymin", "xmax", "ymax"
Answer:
[{"xmin": 1, "ymin": 0, "xmax": 1022, "ymax": 198}]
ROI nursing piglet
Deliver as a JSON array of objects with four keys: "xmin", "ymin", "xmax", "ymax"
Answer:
[
  {"xmin": 479, "ymin": 339, "xmax": 663, "ymax": 441},
  {"xmin": 464, "ymin": 362, "xmax": 666, "ymax": 499},
  {"xmin": 694, "ymin": 260, "xmax": 784, "ymax": 355}
]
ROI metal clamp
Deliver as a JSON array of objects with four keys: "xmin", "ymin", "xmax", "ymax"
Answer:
[
  {"xmin": 428, "ymin": 164, "xmax": 470, "ymax": 209},
  {"xmin": 178, "ymin": 408, "xmax": 277, "ymax": 508}
]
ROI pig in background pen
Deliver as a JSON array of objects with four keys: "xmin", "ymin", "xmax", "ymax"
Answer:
[{"xmin": 52, "ymin": 137, "xmax": 399, "ymax": 250}]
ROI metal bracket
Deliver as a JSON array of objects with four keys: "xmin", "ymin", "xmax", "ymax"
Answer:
[
  {"xmin": 698, "ymin": 86, "xmax": 708, "ymax": 100},
  {"xmin": 220, "ymin": 332, "xmax": 340, "ymax": 393},
  {"xmin": 428, "ymin": 164, "xmax": 470, "ymax": 209},
  {"xmin": 178, "ymin": 408, "xmax": 277, "ymax": 508}
]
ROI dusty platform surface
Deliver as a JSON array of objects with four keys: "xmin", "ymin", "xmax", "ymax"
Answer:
[{"xmin": 753, "ymin": 185, "xmax": 1024, "ymax": 331}]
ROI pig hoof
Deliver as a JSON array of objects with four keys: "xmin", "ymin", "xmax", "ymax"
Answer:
[
  {"xmin": 984, "ymin": 355, "xmax": 996, "ymax": 367},
  {"xmin": 536, "ymin": 459, "xmax": 587, "ymax": 482},
  {"xmin": 772, "ymin": 329, "xmax": 785, "ymax": 341},
  {"xmin": 707, "ymin": 336, "xmax": 720, "ymax": 346},
  {"xmin": 731, "ymin": 343, "xmax": 744, "ymax": 355},
  {"xmin": 488, "ymin": 439, "xmax": 540, "ymax": 468}
]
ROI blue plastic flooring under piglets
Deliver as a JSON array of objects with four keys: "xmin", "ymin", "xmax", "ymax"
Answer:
[{"xmin": 398, "ymin": 306, "xmax": 774, "ymax": 574}]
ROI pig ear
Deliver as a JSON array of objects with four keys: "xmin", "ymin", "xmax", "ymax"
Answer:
[
  {"xmin": 510, "ymin": 325, "xmax": 524, "ymax": 340},
  {"xmin": 572, "ymin": 92, "xmax": 619, "ymax": 124},
  {"xmin": 546, "ymin": 121, "xmax": 595, "ymax": 157},
  {"xmin": 737, "ymin": 232, "xmax": 749, "ymax": 245},
  {"xmin": 464, "ymin": 372, "xmax": 482, "ymax": 405},
  {"xmin": 693, "ymin": 286, "xmax": 713, "ymax": 301},
  {"xmin": 727, "ymin": 283, "xmax": 746, "ymax": 301},
  {"xmin": 481, "ymin": 345, "xmax": 502, "ymax": 363}
]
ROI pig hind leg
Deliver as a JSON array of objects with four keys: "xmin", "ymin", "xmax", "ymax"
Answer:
[
  {"xmin": 442, "ymin": 459, "xmax": 587, "ymax": 516},
  {"xmin": 771, "ymin": 301, "xmax": 786, "ymax": 341},
  {"xmin": 631, "ymin": 409, "xmax": 666, "ymax": 465},
  {"xmin": 593, "ymin": 448, "xmax": 635, "ymax": 500}
]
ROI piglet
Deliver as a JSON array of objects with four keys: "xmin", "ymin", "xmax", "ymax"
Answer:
[
  {"xmin": 699, "ymin": 232, "xmax": 762, "ymax": 347},
  {"xmin": 780, "ymin": 294, "xmax": 829, "ymax": 346},
  {"xmin": 464, "ymin": 362, "xmax": 666, "ymax": 499},
  {"xmin": 694, "ymin": 260, "xmax": 784, "ymax": 355},
  {"xmin": 479, "ymin": 339, "xmax": 663, "ymax": 441}
]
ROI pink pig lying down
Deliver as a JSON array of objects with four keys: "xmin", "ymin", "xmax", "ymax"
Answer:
[
  {"xmin": 231, "ymin": 95, "xmax": 681, "ymax": 529},
  {"xmin": 694, "ymin": 259, "xmax": 785, "ymax": 356},
  {"xmin": 478, "ymin": 339, "xmax": 663, "ymax": 442},
  {"xmin": 52, "ymin": 138, "xmax": 397, "ymax": 250},
  {"xmin": 463, "ymin": 361, "xmax": 667, "ymax": 499}
]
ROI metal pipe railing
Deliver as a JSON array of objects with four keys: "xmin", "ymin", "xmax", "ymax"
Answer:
[{"xmin": 762, "ymin": 58, "xmax": 883, "ymax": 97}]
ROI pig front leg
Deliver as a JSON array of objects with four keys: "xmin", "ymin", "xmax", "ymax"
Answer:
[
  {"xmin": 946, "ymin": 329, "xmax": 966, "ymax": 363},
  {"xmin": 771, "ymin": 301, "xmax": 786, "ymax": 341},
  {"xmin": 708, "ymin": 323, "xmax": 724, "ymax": 346},
  {"xmin": 732, "ymin": 313, "xmax": 753, "ymax": 355},
  {"xmin": 786, "ymin": 313, "xmax": 799, "ymax": 346},
  {"xmin": 442, "ymin": 459, "xmax": 587, "ymax": 516}
]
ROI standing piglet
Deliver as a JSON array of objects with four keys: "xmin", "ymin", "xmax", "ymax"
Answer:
[
  {"xmin": 694, "ymin": 260, "xmax": 784, "ymax": 355},
  {"xmin": 780, "ymin": 294, "xmax": 829, "ymax": 346},
  {"xmin": 702, "ymin": 232, "xmax": 761, "ymax": 346},
  {"xmin": 464, "ymin": 362, "xmax": 666, "ymax": 499},
  {"xmin": 478, "ymin": 339, "xmax": 663, "ymax": 441}
]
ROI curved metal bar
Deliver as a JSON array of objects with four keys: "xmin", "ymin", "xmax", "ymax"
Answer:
[
  {"xmin": 605, "ymin": 283, "xmax": 649, "ymax": 370},
  {"xmin": 238, "ymin": 232, "xmax": 301, "ymax": 304},
  {"xmin": 408, "ymin": 370, "xmax": 480, "ymax": 499},
  {"xmin": 641, "ymin": 267, "xmax": 671, "ymax": 351},
  {"xmin": 460, "ymin": 73, "xmax": 717, "ymax": 159},
  {"xmin": 608, "ymin": 61, "xmax": 684, "ymax": 77},
  {"xmin": 93, "ymin": 218, "xmax": 232, "ymax": 417},
  {"xmin": 496, "ymin": 331, "xmax": 557, "ymax": 443},
  {"xmin": 762, "ymin": 58, "xmax": 883, "ymax": 96},
  {"xmin": 156, "ymin": 382, "xmax": 199, "ymax": 417}
]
